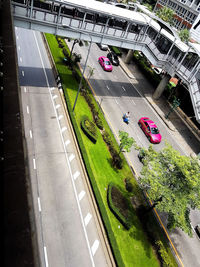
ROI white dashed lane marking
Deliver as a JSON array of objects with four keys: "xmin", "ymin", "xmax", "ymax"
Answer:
[
  {"xmin": 22, "ymin": 70, "xmax": 24, "ymax": 76},
  {"xmin": 55, "ymin": 104, "xmax": 60, "ymax": 109},
  {"xmin": 37, "ymin": 197, "xmax": 41, "ymax": 212},
  {"xmin": 27, "ymin": 106, "xmax": 29, "ymax": 114},
  {"xmin": 78, "ymin": 190, "xmax": 85, "ymax": 201},
  {"xmin": 65, "ymin": 140, "xmax": 70, "ymax": 146},
  {"xmin": 84, "ymin": 213, "xmax": 92, "ymax": 226},
  {"xmin": 58, "ymin": 115, "xmax": 63, "ymax": 120},
  {"xmin": 52, "ymin": 95, "xmax": 58, "ymax": 99},
  {"xmin": 33, "ymin": 158, "xmax": 36, "ymax": 169},
  {"xmin": 73, "ymin": 171, "xmax": 80, "ymax": 180},
  {"xmin": 91, "ymin": 240, "xmax": 99, "ymax": 256},
  {"xmin": 29, "ymin": 130, "xmax": 32, "ymax": 139},
  {"xmin": 69, "ymin": 153, "xmax": 75, "ymax": 162},
  {"xmin": 61, "ymin": 126, "xmax": 67, "ymax": 133}
]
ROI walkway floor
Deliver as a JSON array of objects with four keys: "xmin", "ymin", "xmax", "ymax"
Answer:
[{"xmin": 119, "ymin": 52, "xmax": 200, "ymax": 157}]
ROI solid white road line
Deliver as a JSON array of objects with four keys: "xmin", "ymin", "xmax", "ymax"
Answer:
[
  {"xmin": 44, "ymin": 246, "xmax": 49, "ymax": 267},
  {"xmin": 73, "ymin": 171, "xmax": 80, "ymax": 180},
  {"xmin": 91, "ymin": 240, "xmax": 99, "ymax": 256},
  {"xmin": 84, "ymin": 213, "xmax": 92, "ymax": 226}
]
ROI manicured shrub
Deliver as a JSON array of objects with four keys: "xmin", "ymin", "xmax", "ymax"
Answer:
[
  {"xmin": 110, "ymin": 46, "xmax": 122, "ymax": 56},
  {"xmin": 125, "ymin": 178, "xmax": 134, "ymax": 193},
  {"xmin": 156, "ymin": 240, "xmax": 174, "ymax": 267},
  {"xmin": 112, "ymin": 153, "xmax": 123, "ymax": 169},
  {"xmin": 81, "ymin": 116, "xmax": 97, "ymax": 143},
  {"xmin": 107, "ymin": 183, "xmax": 134, "ymax": 230},
  {"xmin": 102, "ymin": 130, "xmax": 112, "ymax": 145}
]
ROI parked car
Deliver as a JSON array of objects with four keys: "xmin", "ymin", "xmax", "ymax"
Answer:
[
  {"xmin": 98, "ymin": 56, "xmax": 112, "ymax": 71},
  {"xmin": 97, "ymin": 43, "xmax": 109, "ymax": 51},
  {"xmin": 195, "ymin": 224, "xmax": 200, "ymax": 239},
  {"xmin": 138, "ymin": 117, "xmax": 162, "ymax": 144},
  {"xmin": 107, "ymin": 52, "xmax": 119, "ymax": 66}
]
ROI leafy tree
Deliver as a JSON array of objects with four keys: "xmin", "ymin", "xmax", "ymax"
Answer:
[
  {"xmin": 119, "ymin": 131, "xmax": 135, "ymax": 153},
  {"xmin": 179, "ymin": 29, "xmax": 190, "ymax": 43},
  {"xmin": 156, "ymin": 7, "xmax": 175, "ymax": 25},
  {"xmin": 137, "ymin": 142, "xmax": 200, "ymax": 236}
]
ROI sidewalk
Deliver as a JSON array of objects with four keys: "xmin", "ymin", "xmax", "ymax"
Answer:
[{"xmin": 118, "ymin": 52, "xmax": 200, "ymax": 157}]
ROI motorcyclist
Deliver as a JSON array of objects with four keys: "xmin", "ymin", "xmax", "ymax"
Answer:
[{"xmin": 123, "ymin": 112, "xmax": 130, "ymax": 124}]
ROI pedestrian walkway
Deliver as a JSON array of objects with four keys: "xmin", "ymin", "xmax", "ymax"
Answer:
[{"xmin": 119, "ymin": 52, "xmax": 200, "ymax": 157}]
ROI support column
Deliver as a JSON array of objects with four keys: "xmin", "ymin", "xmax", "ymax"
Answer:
[
  {"xmin": 153, "ymin": 74, "xmax": 170, "ymax": 100},
  {"xmin": 124, "ymin": 49, "xmax": 133, "ymax": 64}
]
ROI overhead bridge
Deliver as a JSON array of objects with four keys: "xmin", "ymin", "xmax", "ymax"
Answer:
[{"xmin": 11, "ymin": 0, "xmax": 200, "ymax": 123}]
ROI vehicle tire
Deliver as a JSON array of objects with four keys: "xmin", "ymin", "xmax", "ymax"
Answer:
[
  {"xmin": 148, "ymin": 136, "xmax": 151, "ymax": 142},
  {"xmin": 138, "ymin": 122, "xmax": 142, "ymax": 128}
]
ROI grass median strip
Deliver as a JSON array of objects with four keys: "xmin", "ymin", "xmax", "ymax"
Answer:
[{"xmin": 45, "ymin": 33, "xmax": 177, "ymax": 267}]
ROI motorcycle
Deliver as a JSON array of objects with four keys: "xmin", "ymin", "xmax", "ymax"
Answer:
[{"xmin": 123, "ymin": 114, "xmax": 129, "ymax": 124}]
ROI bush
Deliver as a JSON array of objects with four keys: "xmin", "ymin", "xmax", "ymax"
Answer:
[
  {"xmin": 125, "ymin": 178, "xmax": 134, "ymax": 192},
  {"xmin": 81, "ymin": 116, "xmax": 97, "ymax": 143},
  {"xmin": 110, "ymin": 46, "xmax": 122, "ymax": 56},
  {"xmin": 102, "ymin": 130, "xmax": 112, "ymax": 145},
  {"xmin": 156, "ymin": 240, "xmax": 175, "ymax": 267},
  {"xmin": 112, "ymin": 153, "xmax": 123, "ymax": 169},
  {"xmin": 107, "ymin": 183, "xmax": 134, "ymax": 230}
]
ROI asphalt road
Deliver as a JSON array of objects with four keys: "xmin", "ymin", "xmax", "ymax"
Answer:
[
  {"xmin": 71, "ymin": 41, "xmax": 200, "ymax": 267},
  {"xmin": 15, "ymin": 28, "xmax": 110, "ymax": 267}
]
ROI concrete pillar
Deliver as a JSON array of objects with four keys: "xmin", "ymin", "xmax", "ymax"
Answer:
[
  {"xmin": 153, "ymin": 74, "xmax": 170, "ymax": 100},
  {"xmin": 124, "ymin": 49, "xmax": 133, "ymax": 64}
]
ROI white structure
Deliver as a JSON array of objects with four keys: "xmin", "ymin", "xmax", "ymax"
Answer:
[{"xmin": 154, "ymin": 0, "xmax": 200, "ymax": 42}]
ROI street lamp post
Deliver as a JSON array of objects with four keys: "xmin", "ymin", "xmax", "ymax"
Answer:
[
  {"xmin": 62, "ymin": 24, "xmax": 93, "ymax": 112},
  {"xmin": 72, "ymin": 36, "xmax": 92, "ymax": 112}
]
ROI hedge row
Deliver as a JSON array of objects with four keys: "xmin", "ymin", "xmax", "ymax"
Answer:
[
  {"xmin": 81, "ymin": 89, "xmax": 104, "ymax": 130},
  {"xmin": 107, "ymin": 183, "xmax": 133, "ymax": 230},
  {"xmin": 102, "ymin": 130, "xmax": 123, "ymax": 169},
  {"xmin": 81, "ymin": 116, "xmax": 97, "ymax": 144}
]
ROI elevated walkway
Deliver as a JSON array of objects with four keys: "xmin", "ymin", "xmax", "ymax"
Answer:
[{"xmin": 11, "ymin": 0, "xmax": 200, "ymax": 123}]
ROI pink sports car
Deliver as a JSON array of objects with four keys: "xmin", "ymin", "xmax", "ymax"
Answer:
[
  {"xmin": 98, "ymin": 56, "xmax": 112, "ymax": 72},
  {"xmin": 138, "ymin": 117, "xmax": 162, "ymax": 144}
]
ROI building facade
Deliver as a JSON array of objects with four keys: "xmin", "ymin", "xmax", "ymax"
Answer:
[{"xmin": 154, "ymin": 0, "xmax": 200, "ymax": 41}]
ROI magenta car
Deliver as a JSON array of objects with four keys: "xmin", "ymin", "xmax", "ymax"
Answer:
[
  {"xmin": 138, "ymin": 117, "xmax": 162, "ymax": 144},
  {"xmin": 98, "ymin": 56, "xmax": 112, "ymax": 72}
]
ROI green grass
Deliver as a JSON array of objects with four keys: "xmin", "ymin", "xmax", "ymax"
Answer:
[{"xmin": 45, "ymin": 33, "xmax": 177, "ymax": 267}]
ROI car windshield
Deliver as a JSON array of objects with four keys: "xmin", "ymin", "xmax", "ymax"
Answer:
[
  {"xmin": 105, "ymin": 60, "xmax": 111, "ymax": 65},
  {"xmin": 151, "ymin": 127, "xmax": 159, "ymax": 134}
]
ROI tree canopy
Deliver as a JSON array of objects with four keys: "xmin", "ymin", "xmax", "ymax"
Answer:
[
  {"xmin": 137, "ymin": 143, "xmax": 200, "ymax": 236},
  {"xmin": 179, "ymin": 29, "xmax": 190, "ymax": 42},
  {"xmin": 156, "ymin": 7, "xmax": 175, "ymax": 25},
  {"xmin": 119, "ymin": 131, "xmax": 134, "ymax": 153}
]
